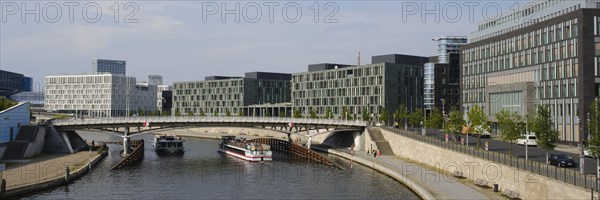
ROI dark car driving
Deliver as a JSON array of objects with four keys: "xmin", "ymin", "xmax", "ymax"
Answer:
[{"xmin": 548, "ymin": 154, "xmax": 576, "ymax": 167}]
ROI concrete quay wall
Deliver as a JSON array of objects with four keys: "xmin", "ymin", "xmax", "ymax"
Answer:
[{"xmin": 379, "ymin": 128, "xmax": 594, "ymax": 200}]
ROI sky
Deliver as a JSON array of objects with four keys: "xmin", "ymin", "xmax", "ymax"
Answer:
[{"xmin": 0, "ymin": 0, "xmax": 524, "ymax": 89}]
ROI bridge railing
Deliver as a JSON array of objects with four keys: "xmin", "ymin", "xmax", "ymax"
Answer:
[{"xmin": 52, "ymin": 116, "xmax": 368, "ymax": 127}]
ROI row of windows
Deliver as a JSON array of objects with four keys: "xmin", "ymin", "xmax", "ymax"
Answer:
[
  {"xmin": 463, "ymin": 38, "xmax": 578, "ymax": 77},
  {"xmin": 292, "ymin": 66, "xmax": 384, "ymax": 82},
  {"xmin": 538, "ymin": 79, "xmax": 577, "ymax": 99},
  {"xmin": 473, "ymin": 2, "xmax": 583, "ymax": 42},
  {"xmin": 465, "ymin": 18, "xmax": 578, "ymax": 63},
  {"xmin": 293, "ymin": 76, "xmax": 384, "ymax": 91}
]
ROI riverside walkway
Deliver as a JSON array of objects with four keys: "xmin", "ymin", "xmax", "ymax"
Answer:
[
  {"xmin": 314, "ymin": 146, "xmax": 496, "ymax": 200},
  {"xmin": 1, "ymin": 150, "xmax": 105, "ymax": 198}
]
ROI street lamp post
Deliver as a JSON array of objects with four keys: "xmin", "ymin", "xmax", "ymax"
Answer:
[{"xmin": 525, "ymin": 112, "xmax": 529, "ymax": 161}]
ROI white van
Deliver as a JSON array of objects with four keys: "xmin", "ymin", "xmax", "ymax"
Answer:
[{"xmin": 516, "ymin": 135, "xmax": 537, "ymax": 146}]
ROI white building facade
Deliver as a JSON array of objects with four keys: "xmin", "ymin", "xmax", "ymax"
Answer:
[{"xmin": 44, "ymin": 74, "xmax": 157, "ymax": 117}]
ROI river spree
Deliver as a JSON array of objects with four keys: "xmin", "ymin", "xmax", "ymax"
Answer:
[{"xmin": 25, "ymin": 130, "xmax": 419, "ymax": 199}]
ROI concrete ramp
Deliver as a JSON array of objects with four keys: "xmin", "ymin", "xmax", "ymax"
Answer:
[
  {"xmin": 367, "ymin": 127, "xmax": 394, "ymax": 155},
  {"xmin": 1, "ymin": 125, "xmax": 89, "ymax": 160}
]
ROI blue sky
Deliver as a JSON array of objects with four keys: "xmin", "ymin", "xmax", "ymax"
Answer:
[{"xmin": 1, "ymin": 0, "xmax": 523, "ymax": 88}]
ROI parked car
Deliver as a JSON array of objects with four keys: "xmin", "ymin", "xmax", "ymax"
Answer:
[
  {"xmin": 516, "ymin": 135, "xmax": 537, "ymax": 146},
  {"xmin": 548, "ymin": 154, "xmax": 576, "ymax": 167}
]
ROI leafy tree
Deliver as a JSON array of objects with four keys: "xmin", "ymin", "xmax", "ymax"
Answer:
[
  {"xmin": 137, "ymin": 108, "xmax": 143, "ymax": 116},
  {"xmin": 265, "ymin": 110, "xmax": 271, "ymax": 117},
  {"xmin": 495, "ymin": 110, "xmax": 523, "ymax": 156},
  {"xmin": 0, "ymin": 96, "xmax": 17, "ymax": 111},
  {"xmin": 175, "ymin": 110, "xmax": 181, "ymax": 116},
  {"xmin": 444, "ymin": 107, "xmax": 465, "ymax": 140},
  {"xmin": 362, "ymin": 107, "xmax": 370, "ymax": 121},
  {"xmin": 342, "ymin": 106, "xmax": 352, "ymax": 120},
  {"xmin": 161, "ymin": 110, "xmax": 169, "ymax": 116},
  {"xmin": 226, "ymin": 109, "xmax": 231, "ymax": 117},
  {"xmin": 187, "ymin": 110, "xmax": 194, "ymax": 116},
  {"xmin": 279, "ymin": 111, "xmax": 285, "ymax": 117},
  {"xmin": 238, "ymin": 110, "xmax": 244, "ymax": 117},
  {"xmin": 380, "ymin": 107, "xmax": 389, "ymax": 125},
  {"xmin": 425, "ymin": 108, "xmax": 443, "ymax": 129},
  {"xmin": 213, "ymin": 109, "xmax": 218, "ymax": 116},
  {"xmin": 409, "ymin": 108, "xmax": 423, "ymax": 127},
  {"xmin": 468, "ymin": 105, "xmax": 489, "ymax": 148},
  {"xmin": 586, "ymin": 99, "xmax": 600, "ymax": 178},
  {"xmin": 531, "ymin": 105, "xmax": 559, "ymax": 164},
  {"xmin": 293, "ymin": 108, "xmax": 302, "ymax": 118},
  {"xmin": 395, "ymin": 104, "xmax": 409, "ymax": 129},
  {"xmin": 325, "ymin": 107, "xmax": 334, "ymax": 119},
  {"xmin": 199, "ymin": 109, "xmax": 206, "ymax": 117},
  {"xmin": 309, "ymin": 108, "xmax": 317, "ymax": 119}
]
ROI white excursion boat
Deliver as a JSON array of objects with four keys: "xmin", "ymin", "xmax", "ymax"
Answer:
[
  {"xmin": 219, "ymin": 136, "xmax": 272, "ymax": 161},
  {"xmin": 153, "ymin": 135, "xmax": 185, "ymax": 154}
]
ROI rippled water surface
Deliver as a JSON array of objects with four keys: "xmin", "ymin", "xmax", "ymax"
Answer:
[{"xmin": 25, "ymin": 131, "xmax": 420, "ymax": 199}]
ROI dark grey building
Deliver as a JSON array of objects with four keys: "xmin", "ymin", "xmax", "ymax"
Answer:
[
  {"xmin": 173, "ymin": 72, "xmax": 291, "ymax": 116},
  {"xmin": 92, "ymin": 59, "xmax": 126, "ymax": 75},
  {"xmin": 0, "ymin": 70, "xmax": 25, "ymax": 98},
  {"xmin": 461, "ymin": 0, "xmax": 600, "ymax": 142},
  {"xmin": 292, "ymin": 54, "xmax": 428, "ymax": 120}
]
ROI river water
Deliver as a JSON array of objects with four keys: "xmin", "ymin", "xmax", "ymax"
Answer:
[{"xmin": 24, "ymin": 130, "xmax": 419, "ymax": 199}]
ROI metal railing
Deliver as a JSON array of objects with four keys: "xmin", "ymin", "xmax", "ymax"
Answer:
[
  {"xmin": 380, "ymin": 126, "xmax": 600, "ymax": 192},
  {"xmin": 52, "ymin": 116, "xmax": 368, "ymax": 128}
]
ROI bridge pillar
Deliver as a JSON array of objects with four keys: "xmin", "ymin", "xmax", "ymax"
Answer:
[{"xmin": 122, "ymin": 127, "xmax": 131, "ymax": 156}]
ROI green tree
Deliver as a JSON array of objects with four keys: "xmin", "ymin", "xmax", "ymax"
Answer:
[
  {"xmin": 279, "ymin": 111, "xmax": 285, "ymax": 117},
  {"xmin": 226, "ymin": 109, "xmax": 231, "ymax": 117},
  {"xmin": 531, "ymin": 105, "xmax": 559, "ymax": 164},
  {"xmin": 425, "ymin": 108, "xmax": 443, "ymax": 129},
  {"xmin": 175, "ymin": 110, "xmax": 181, "ymax": 116},
  {"xmin": 161, "ymin": 110, "xmax": 169, "ymax": 116},
  {"xmin": 309, "ymin": 108, "xmax": 317, "ymax": 119},
  {"xmin": 341, "ymin": 106, "xmax": 352, "ymax": 120},
  {"xmin": 408, "ymin": 108, "xmax": 423, "ymax": 128},
  {"xmin": 0, "ymin": 96, "xmax": 18, "ymax": 111},
  {"xmin": 265, "ymin": 110, "xmax": 271, "ymax": 117},
  {"xmin": 444, "ymin": 107, "xmax": 465, "ymax": 139},
  {"xmin": 586, "ymin": 99, "xmax": 600, "ymax": 178},
  {"xmin": 380, "ymin": 107, "xmax": 389, "ymax": 125},
  {"xmin": 293, "ymin": 108, "xmax": 302, "ymax": 118},
  {"xmin": 362, "ymin": 107, "xmax": 370, "ymax": 121},
  {"xmin": 187, "ymin": 110, "xmax": 194, "ymax": 116},
  {"xmin": 395, "ymin": 104, "xmax": 409, "ymax": 129},
  {"xmin": 213, "ymin": 109, "xmax": 218, "ymax": 116},
  {"xmin": 495, "ymin": 110, "xmax": 523, "ymax": 156},
  {"xmin": 468, "ymin": 105, "xmax": 489, "ymax": 148},
  {"xmin": 325, "ymin": 107, "xmax": 334, "ymax": 119},
  {"xmin": 199, "ymin": 109, "xmax": 206, "ymax": 117},
  {"xmin": 137, "ymin": 108, "xmax": 143, "ymax": 116},
  {"xmin": 238, "ymin": 110, "xmax": 244, "ymax": 117}
]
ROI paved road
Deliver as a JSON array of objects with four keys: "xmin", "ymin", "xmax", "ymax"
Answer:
[{"xmin": 398, "ymin": 127, "xmax": 600, "ymax": 175}]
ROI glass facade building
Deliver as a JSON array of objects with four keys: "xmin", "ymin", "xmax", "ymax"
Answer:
[
  {"xmin": 172, "ymin": 72, "xmax": 291, "ymax": 116},
  {"xmin": 92, "ymin": 59, "xmax": 126, "ymax": 75},
  {"xmin": 461, "ymin": 0, "xmax": 600, "ymax": 141}
]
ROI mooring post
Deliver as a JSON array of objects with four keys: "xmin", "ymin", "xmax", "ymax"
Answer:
[
  {"xmin": 64, "ymin": 167, "xmax": 70, "ymax": 183},
  {"xmin": 1, "ymin": 179, "xmax": 6, "ymax": 194}
]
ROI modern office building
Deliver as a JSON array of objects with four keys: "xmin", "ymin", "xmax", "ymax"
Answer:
[
  {"xmin": 149, "ymin": 75, "xmax": 163, "ymax": 85},
  {"xmin": 0, "ymin": 70, "xmax": 25, "ymax": 97},
  {"xmin": 292, "ymin": 54, "xmax": 429, "ymax": 120},
  {"xmin": 157, "ymin": 84, "xmax": 172, "ymax": 112},
  {"xmin": 172, "ymin": 72, "xmax": 291, "ymax": 116},
  {"xmin": 92, "ymin": 59, "xmax": 126, "ymax": 75},
  {"xmin": 22, "ymin": 76, "xmax": 32, "ymax": 92},
  {"xmin": 460, "ymin": 0, "xmax": 600, "ymax": 141},
  {"xmin": 424, "ymin": 36, "xmax": 468, "ymax": 115},
  {"xmin": 0, "ymin": 102, "xmax": 30, "ymax": 143},
  {"xmin": 44, "ymin": 74, "xmax": 157, "ymax": 117}
]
